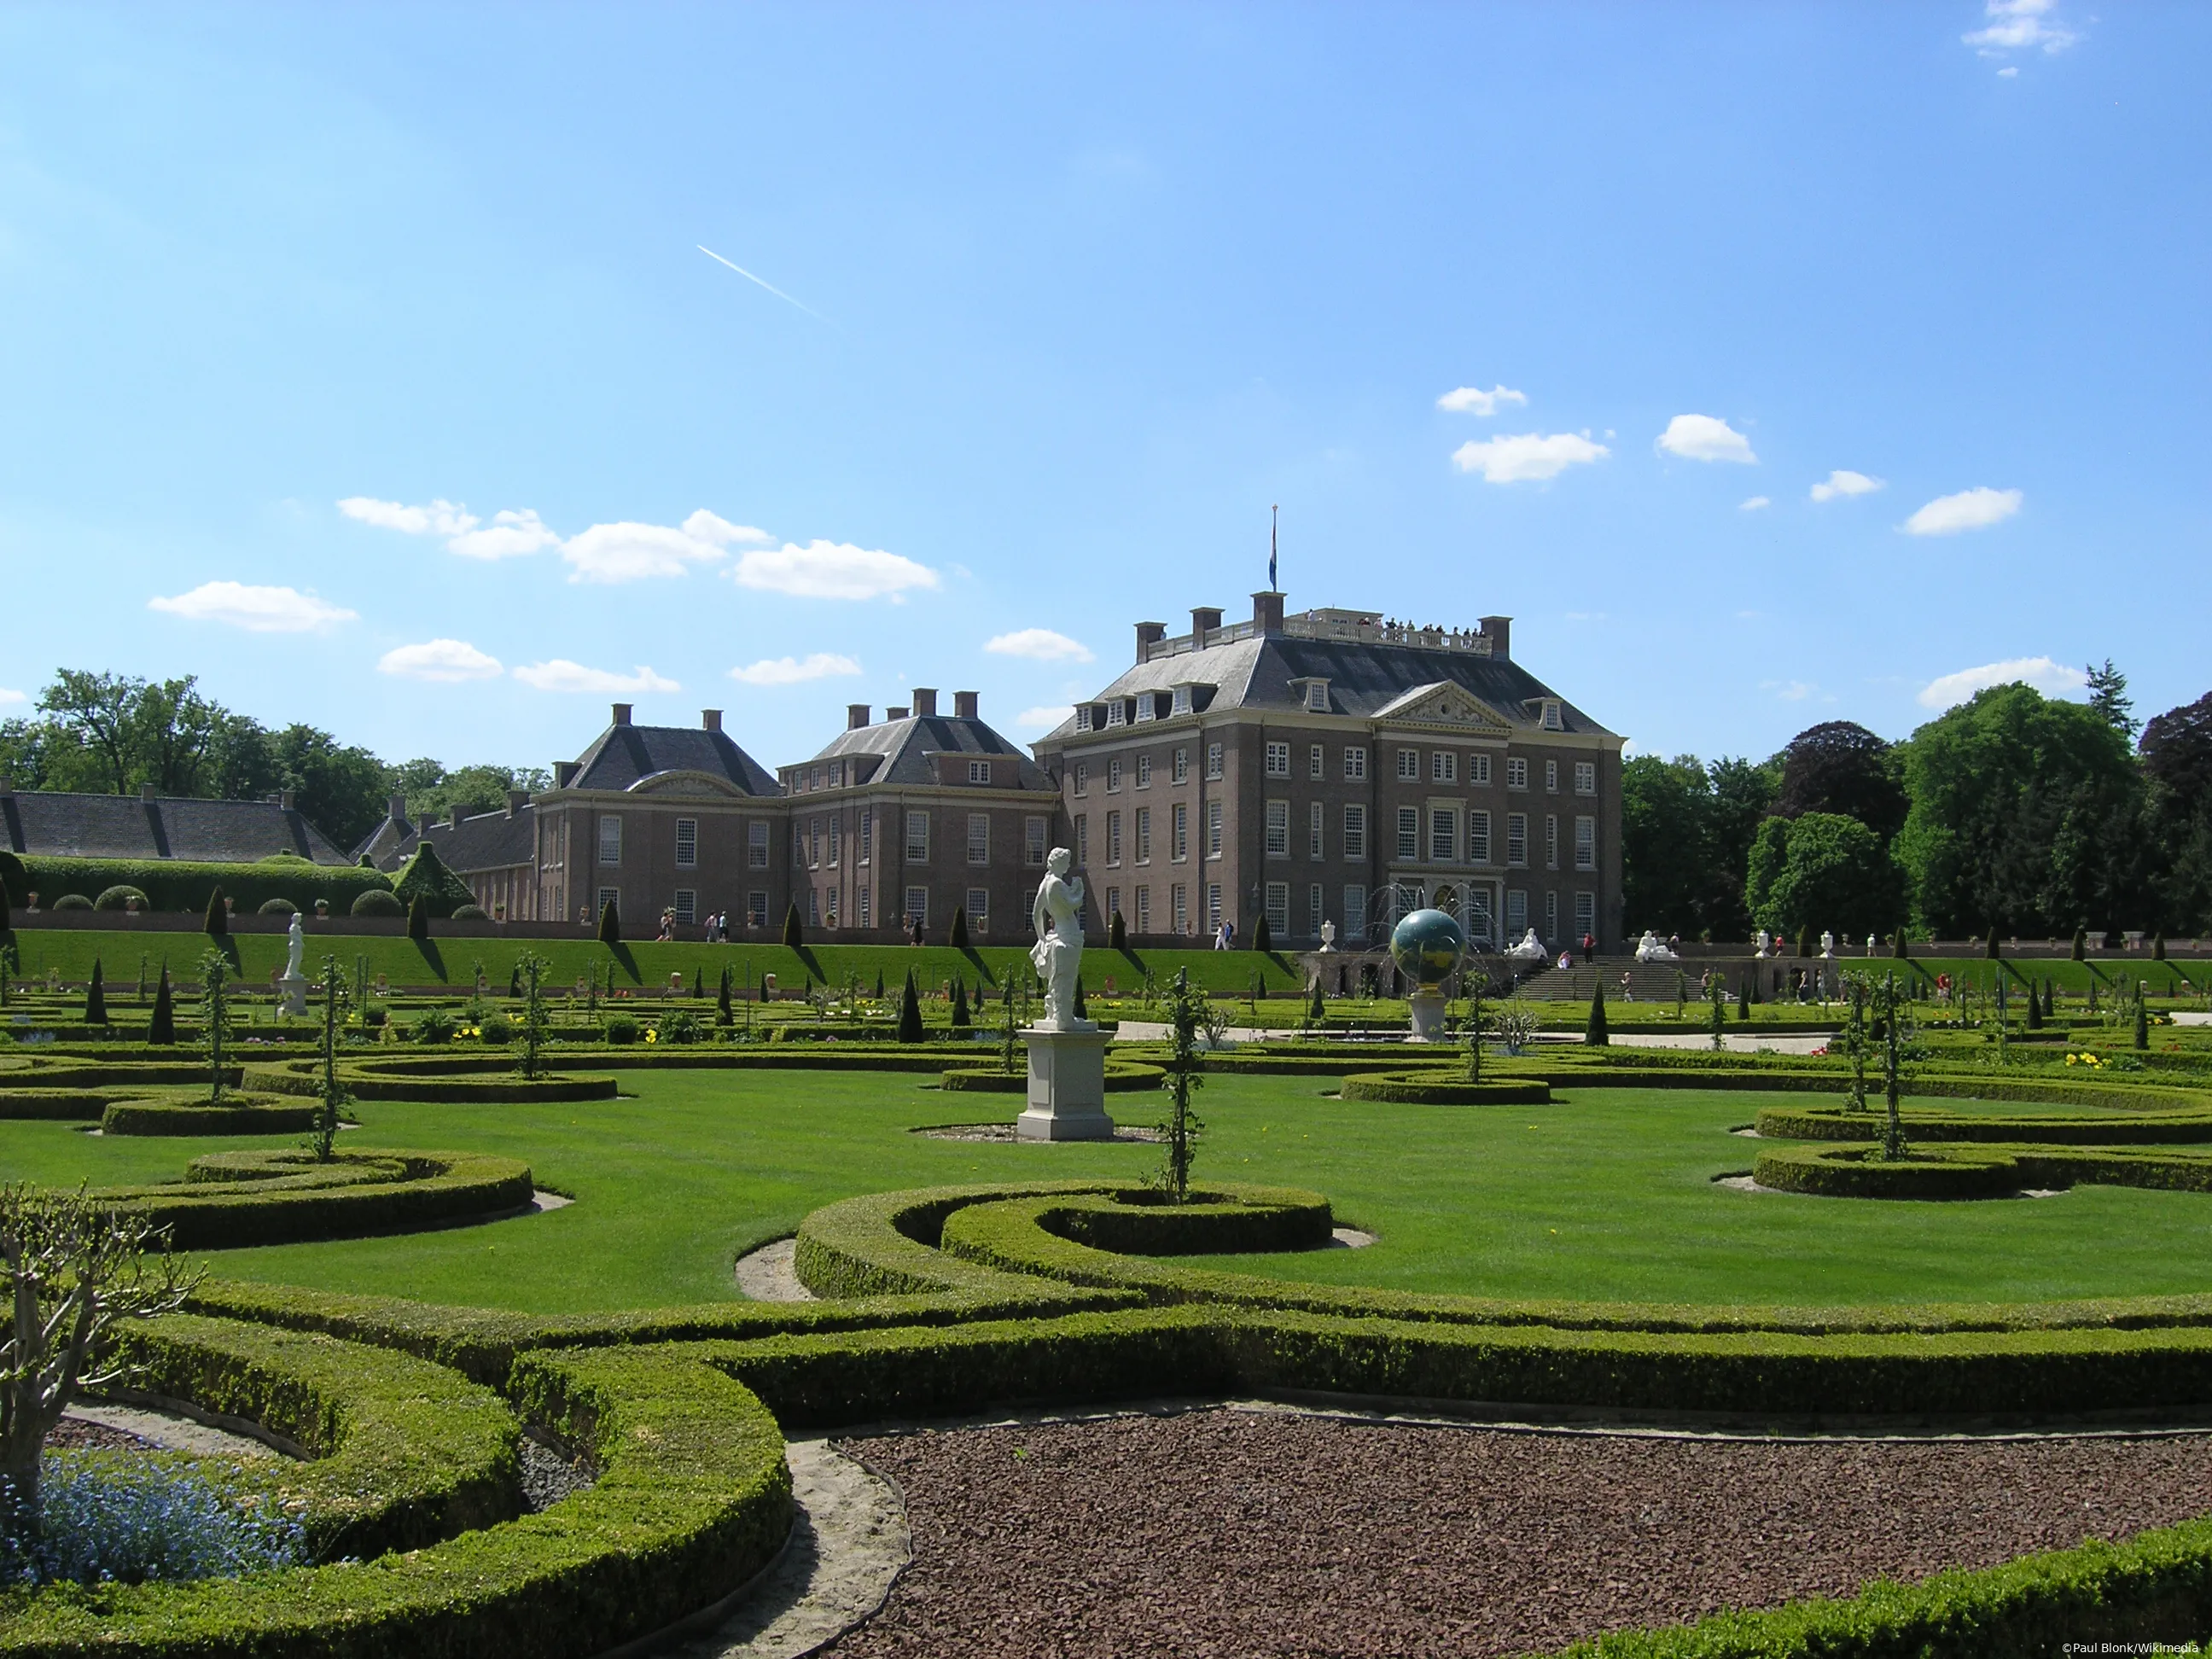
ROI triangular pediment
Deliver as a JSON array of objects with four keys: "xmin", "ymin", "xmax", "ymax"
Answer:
[{"xmin": 1372, "ymin": 682, "xmax": 1511, "ymax": 732}]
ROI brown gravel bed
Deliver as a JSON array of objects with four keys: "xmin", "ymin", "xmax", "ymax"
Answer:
[
  {"xmin": 829, "ymin": 1407, "xmax": 2212, "ymax": 1657},
  {"xmin": 47, "ymin": 1418, "xmax": 153, "ymax": 1452}
]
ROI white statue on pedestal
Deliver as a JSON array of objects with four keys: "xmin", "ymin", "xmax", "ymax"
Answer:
[
  {"xmin": 1318, "ymin": 919, "xmax": 1337, "ymax": 952},
  {"xmin": 1506, "ymin": 929, "xmax": 1547, "ymax": 963},
  {"xmin": 1755, "ymin": 928, "xmax": 1772, "ymax": 957},
  {"xmin": 1820, "ymin": 930, "xmax": 1835, "ymax": 958},
  {"xmin": 278, "ymin": 911, "xmax": 309, "ymax": 1016},
  {"xmin": 1633, "ymin": 929, "xmax": 1678, "ymax": 963},
  {"xmin": 1028, "ymin": 847, "xmax": 1089, "ymax": 1031}
]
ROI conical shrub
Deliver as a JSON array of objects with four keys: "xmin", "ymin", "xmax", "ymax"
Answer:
[
  {"xmin": 897, "ymin": 969, "xmax": 924, "ymax": 1044},
  {"xmin": 84, "ymin": 959, "xmax": 107, "ymax": 1025},
  {"xmin": 598, "ymin": 898, "xmax": 622, "ymax": 946},
  {"xmin": 203, "ymin": 886, "xmax": 228, "ymax": 938},
  {"xmin": 1585, "ymin": 979, "xmax": 1609, "ymax": 1046},
  {"xmin": 148, "ymin": 964, "xmax": 176, "ymax": 1045}
]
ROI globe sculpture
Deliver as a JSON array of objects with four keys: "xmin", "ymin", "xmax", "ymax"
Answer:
[{"xmin": 1388, "ymin": 907, "xmax": 1465, "ymax": 1040}]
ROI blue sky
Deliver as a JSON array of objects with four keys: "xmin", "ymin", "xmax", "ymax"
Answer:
[{"xmin": 2, "ymin": 1, "xmax": 2204, "ymax": 775}]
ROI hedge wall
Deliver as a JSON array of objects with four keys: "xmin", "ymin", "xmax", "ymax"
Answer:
[
  {"xmin": 940, "ymin": 1061, "xmax": 1165, "ymax": 1093},
  {"xmin": 14, "ymin": 854, "xmax": 393, "ymax": 917},
  {"xmin": 246, "ymin": 1060, "xmax": 619, "ymax": 1105},
  {"xmin": 1339, "ymin": 1072, "xmax": 1554, "ymax": 1104},
  {"xmin": 102, "ymin": 1096, "xmax": 334, "ymax": 1136},
  {"xmin": 1753, "ymin": 1140, "xmax": 2212, "ymax": 1203},
  {"xmin": 1755, "ymin": 1103, "xmax": 2212, "ymax": 1145}
]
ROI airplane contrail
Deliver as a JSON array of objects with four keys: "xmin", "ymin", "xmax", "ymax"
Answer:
[{"xmin": 696, "ymin": 245, "xmax": 833, "ymax": 325}]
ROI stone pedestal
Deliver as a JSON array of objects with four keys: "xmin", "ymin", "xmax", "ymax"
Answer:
[
  {"xmin": 1016, "ymin": 1024, "xmax": 1115, "ymax": 1141},
  {"xmin": 277, "ymin": 974, "xmax": 309, "ymax": 1019},
  {"xmin": 1407, "ymin": 988, "xmax": 1448, "ymax": 1042}
]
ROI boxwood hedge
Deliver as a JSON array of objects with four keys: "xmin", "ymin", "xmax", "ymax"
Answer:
[
  {"xmin": 101, "ymin": 1096, "xmax": 335, "ymax": 1137},
  {"xmin": 1338, "ymin": 1072, "xmax": 1554, "ymax": 1104},
  {"xmin": 1752, "ymin": 1140, "xmax": 2212, "ymax": 1202},
  {"xmin": 12, "ymin": 854, "xmax": 393, "ymax": 917},
  {"xmin": 939, "ymin": 1061, "xmax": 1165, "ymax": 1093}
]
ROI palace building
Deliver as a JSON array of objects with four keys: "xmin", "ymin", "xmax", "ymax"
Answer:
[
  {"xmin": 358, "ymin": 590, "xmax": 1621, "ymax": 954},
  {"xmin": 1030, "ymin": 591, "xmax": 1624, "ymax": 952}
]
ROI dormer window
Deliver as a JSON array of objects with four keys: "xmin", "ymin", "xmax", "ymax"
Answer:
[
  {"xmin": 968, "ymin": 760, "xmax": 992, "ymax": 784},
  {"xmin": 1075, "ymin": 707, "xmax": 1094, "ymax": 732},
  {"xmin": 1541, "ymin": 701, "xmax": 1563, "ymax": 731},
  {"xmin": 1306, "ymin": 683, "xmax": 1329, "ymax": 713},
  {"xmin": 1105, "ymin": 699, "xmax": 1127, "ymax": 728},
  {"xmin": 1171, "ymin": 686, "xmax": 1192, "ymax": 716},
  {"xmin": 1134, "ymin": 693, "xmax": 1156, "ymax": 723}
]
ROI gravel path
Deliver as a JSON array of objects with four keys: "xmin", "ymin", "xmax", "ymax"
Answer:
[{"xmin": 828, "ymin": 1407, "xmax": 2212, "ymax": 1657}]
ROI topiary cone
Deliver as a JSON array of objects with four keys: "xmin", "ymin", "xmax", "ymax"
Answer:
[
  {"xmin": 949, "ymin": 907, "xmax": 970, "ymax": 950},
  {"xmin": 407, "ymin": 894, "xmax": 430, "ymax": 942},
  {"xmin": 598, "ymin": 898, "xmax": 622, "ymax": 946},
  {"xmin": 1585, "ymin": 979, "xmax": 1609, "ymax": 1046},
  {"xmin": 1253, "ymin": 914, "xmax": 1272, "ymax": 954},
  {"xmin": 203, "ymin": 886, "xmax": 228, "ymax": 937},
  {"xmin": 148, "ymin": 963, "xmax": 176, "ymax": 1045},
  {"xmin": 1108, "ymin": 910, "xmax": 1126, "ymax": 950},
  {"xmin": 951, "ymin": 976, "xmax": 970, "ymax": 1027},
  {"xmin": 1984, "ymin": 925, "xmax": 2001, "ymax": 961},
  {"xmin": 896, "ymin": 969, "xmax": 924, "ymax": 1043},
  {"xmin": 84, "ymin": 958, "xmax": 107, "ymax": 1025},
  {"xmin": 2072, "ymin": 927, "xmax": 2087, "ymax": 962},
  {"xmin": 781, "ymin": 902, "xmax": 801, "ymax": 951}
]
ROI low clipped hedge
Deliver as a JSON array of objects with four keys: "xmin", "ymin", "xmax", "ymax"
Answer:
[
  {"xmin": 1756, "ymin": 1102, "xmax": 2212, "ymax": 1144},
  {"xmin": 4, "ymin": 1342, "xmax": 791, "ymax": 1659},
  {"xmin": 97, "ymin": 1147, "xmax": 537, "ymax": 1249},
  {"xmin": 101, "ymin": 1094, "xmax": 333, "ymax": 1137},
  {"xmin": 14, "ymin": 854, "xmax": 393, "ymax": 917},
  {"xmin": 246, "ymin": 1059, "xmax": 618, "ymax": 1104},
  {"xmin": 939, "ymin": 1061, "xmax": 1165, "ymax": 1093},
  {"xmin": 1753, "ymin": 1140, "xmax": 2212, "ymax": 1202},
  {"xmin": 1339, "ymin": 1072, "xmax": 1554, "ymax": 1104},
  {"xmin": 116, "ymin": 1313, "xmax": 523, "ymax": 1561},
  {"xmin": 0, "ymin": 1089, "xmax": 123, "ymax": 1120}
]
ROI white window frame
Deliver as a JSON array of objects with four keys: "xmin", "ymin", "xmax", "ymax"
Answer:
[
  {"xmin": 674, "ymin": 818, "xmax": 697, "ymax": 869},
  {"xmin": 1206, "ymin": 800, "xmax": 1224, "ymax": 859},
  {"xmin": 1545, "ymin": 760, "xmax": 1559, "ymax": 793},
  {"xmin": 1265, "ymin": 800, "xmax": 1289, "ymax": 858},
  {"xmin": 748, "ymin": 820, "xmax": 769, "ymax": 869},
  {"xmin": 597, "ymin": 815, "xmax": 622, "ymax": 866},
  {"xmin": 1304, "ymin": 682, "xmax": 1328, "ymax": 712},
  {"xmin": 1137, "ymin": 754, "xmax": 1152, "ymax": 788},
  {"xmin": 1432, "ymin": 751, "xmax": 1457, "ymax": 783},
  {"xmin": 1343, "ymin": 746, "xmax": 1367, "ymax": 781},
  {"xmin": 1469, "ymin": 809, "xmax": 1491, "ymax": 864},
  {"xmin": 1575, "ymin": 889, "xmax": 1596, "ymax": 939},
  {"xmin": 966, "ymin": 887, "xmax": 990, "ymax": 923},
  {"xmin": 1108, "ymin": 759, "xmax": 1122, "ymax": 792},
  {"xmin": 1342, "ymin": 804, "xmax": 1366, "ymax": 859},
  {"xmin": 1395, "ymin": 806, "xmax": 1419, "ymax": 862},
  {"xmin": 859, "ymin": 809, "xmax": 872, "ymax": 865},
  {"xmin": 746, "ymin": 890, "xmax": 768, "ymax": 928},
  {"xmin": 1507, "ymin": 757, "xmax": 1528, "ymax": 790},
  {"xmin": 905, "ymin": 886, "xmax": 928, "ymax": 926},
  {"xmin": 1308, "ymin": 743, "xmax": 1324, "ymax": 779},
  {"xmin": 1172, "ymin": 747, "xmax": 1189, "ymax": 784},
  {"xmin": 1136, "ymin": 886, "xmax": 1151, "ymax": 932},
  {"xmin": 969, "ymin": 759, "xmax": 992, "ymax": 784},
  {"xmin": 1396, "ymin": 748, "xmax": 1419, "ymax": 781},
  {"xmin": 1025, "ymin": 816, "xmax": 1048, "ymax": 867},
  {"xmin": 1172, "ymin": 882, "xmax": 1188, "ymax": 934},
  {"xmin": 1172, "ymin": 802, "xmax": 1189, "ymax": 862},
  {"xmin": 1343, "ymin": 884, "xmax": 1366, "ymax": 943},
  {"xmin": 1308, "ymin": 800, "xmax": 1324, "ymax": 860},
  {"xmin": 905, "ymin": 810, "xmax": 930, "ymax": 864},
  {"xmin": 1575, "ymin": 761, "xmax": 1597, "ymax": 795},
  {"xmin": 1546, "ymin": 813, "xmax": 1560, "ymax": 870},
  {"xmin": 1074, "ymin": 763, "xmax": 1088, "ymax": 795},
  {"xmin": 1307, "ymin": 882, "xmax": 1324, "ymax": 939},
  {"xmin": 1429, "ymin": 805, "xmax": 1457, "ymax": 864},
  {"xmin": 1507, "ymin": 812, "xmax": 1528, "ymax": 866},
  {"xmin": 859, "ymin": 886, "xmax": 871, "ymax": 928},
  {"xmin": 1264, "ymin": 881, "xmax": 1290, "ymax": 938},
  {"xmin": 1136, "ymin": 806, "xmax": 1151, "ymax": 863},
  {"xmin": 1106, "ymin": 809, "xmax": 1122, "ymax": 865},
  {"xmin": 1575, "ymin": 814, "xmax": 1597, "ymax": 871},
  {"xmin": 1505, "ymin": 888, "xmax": 1528, "ymax": 934}
]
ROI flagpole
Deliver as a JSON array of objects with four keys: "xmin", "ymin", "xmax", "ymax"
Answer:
[{"xmin": 1269, "ymin": 504, "xmax": 1278, "ymax": 592}]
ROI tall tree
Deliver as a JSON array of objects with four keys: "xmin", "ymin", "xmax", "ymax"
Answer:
[
  {"xmin": 1745, "ymin": 812, "xmax": 1904, "ymax": 940},
  {"xmin": 2141, "ymin": 690, "xmax": 2212, "ymax": 932},
  {"xmin": 35, "ymin": 671, "xmax": 141, "ymax": 794},
  {"xmin": 2087, "ymin": 659, "xmax": 2139, "ymax": 742},
  {"xmin": 1773, "ymin": 721, "xmax": 1909, "ymax": 842}
]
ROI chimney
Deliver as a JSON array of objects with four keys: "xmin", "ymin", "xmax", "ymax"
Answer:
[
  {"xmin": 610, "ymin": 702, "xmax": 633, "ymax": 726},
  {"xmin": 911, "ymin": 688, "xmax": 939, "ymax": 717},
  {"xmin": 451, "ymin": 806, "xmax": 467, "ymax": 829},
  {"xmin": 388, "ymin": 792, "xmax": 408, "ymax": 822},
  {"xmin": 953, "ymin": 690, "xmax": 978, "ymax": 719},
  {"xmin": 847, "ymin": 703, "xmax": 870, "ymax": 731},
  {"xmin": 140, "ymin": 783, "xmax": 156, "ymax": 803},
  {"xmin": 1190, "ymin": 606, "xmax": 1222, "ymax": 648},
  {"xmin": 553, "ymin": 762, "xmax": 579, "ymax": 789},
  {"xmin": 506, "ymin": 789, "xmax": 528, "ymax": 817},
  {"xmin": 278, "ymin": 789, "xmax": 296, "ymax": 811},
  {"xmin": 1252, "ymin": 591, "xmax": 1285, "ymax": 634},
  {"xmin": 701, "ymin": 709, "xmax": 723, "ymax": 733},
  {"xmin": 1136, "ymin": 620, "xmax": 1167, "ymax": 661},
  {"xmin": 1480, "ymin": 615, "xmax": 1512, "ymax": 661},
  {"xmin": 886, "ymin": 705, "xmax": 910, "ymax": 720}
]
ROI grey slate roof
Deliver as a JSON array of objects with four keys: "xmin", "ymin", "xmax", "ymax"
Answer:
[
  {"xmin": 807, "ymin": 715, "xmax": 1057, "ymax": 790},
  {"xmin": 1044, "ymin": 635, "xmax": 1615, "ymax": 742},
  {"xmin": 570, "ymin": 723, "xmax": 778, "ymax": 796},
  {"xmin": 0, "ymin": 790, "xmax": 352, "ymax": 864},
  {"xmin": 420, "ymin": 805, "xmax": 535, "ymax": 875},
  {"xmin": 352, "ymin": 811, "xmax": 416, "ymax": 869}
]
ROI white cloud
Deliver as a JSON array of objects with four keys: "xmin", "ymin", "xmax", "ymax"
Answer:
[
  {"xmin": 1739, "ymin": 496, "xmax": 1772, "ymax": 511},
  {"xmin": 1998, "ymin": 65, "xmax": 2019, "ymax": 76},
  {"xmin": 513, "ymin": 660, "xmax": 680, "ymax": 694},
  {"xmin": 1450, "ymin": 432, "xmax": 1609, "ymax": 484},
  {"xmin": 1918, "ymin": 655, "xmax": 2086, "ymax": 710},
  {"xmin": 1965, "ymin": 0, "xmax": 2080, "ymax": 56},
  {"xmin": 1656, "ymin": 414, "xmax": 1757, "ymax": 464},
  {"xmin": 728, "ymin": 653, "xmax": 863, "ymax": 686},
  {"xmin": 378, "ymin": 638, "xmax": 504, "ymax": 683},
  {"xmin": 1810, "ymin": 469, "xmax": 1884, "ymax": 503},
  {"xmin": 1762, "ymin": 679, "xmax": 1818, "ymax": 701},
  {"xmin": 984, "ymin": 628, "xmax": 1094, "ymax": 663},
  {"xmin": 1902, "ymin": 486, "xmax": 2023, "ymax": 536},
  {"xmin": 1016, "ymin": 705, "xmax": 1074, "ymax": 732},
  {"xmin": 559, "ymin": 519, "xmax": 738, "ymax": 584},
  {"xmin": 731, "ymin": 540, "xmax": 940, "ymax": 602},
  {"xmin": 1435, "ymin": 384, "xmax": 1528, "ymax": 416},
  {"xmin": 338, "ymin": 497, "xmax": 479, "ymax": 537},
  {"xmin": 148, "ymin": 581, "xmax": 358, "ymax": 633},
  {"xmin": 0, "ymin": 687, "xmax": 25, "ymax": 707},
  {"xmin": 447, "ymin": 508, "xmax": 562, "ymax": 561}
]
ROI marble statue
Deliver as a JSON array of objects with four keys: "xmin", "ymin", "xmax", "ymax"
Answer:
[
  {"xmin": 1028, "ymin": 847, "xmax": 1089, "ymax": 1031},
  {"xmin": 1506, "ymin": 928, "xmax": 1547, "ymax": 963},
  {"xmin": 278, "ymin": 911, "xmax": 309, "ymax": 1017},
  {"xmin": 1633, "ymin": 929, "xmax": 1679, "ymax": 963},
  {"xmin": 1820, "ymin": 931, "xmax": 1835, "ymax": 958},
  {"xmin": 1318, "ymin": 919, "xmax": 1337, "ymax": 952}
]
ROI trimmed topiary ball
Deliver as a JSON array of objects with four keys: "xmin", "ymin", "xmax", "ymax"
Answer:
[
  {"xmin": 52, "ymin": 894, "xmax": 93, "ymax": 911},
  {"xmin": 93, "ymin": 885, "xmax": 149, "ymax": 911},
  {"xmin": 351, "ymin": 889, "xmax": 405, "ymax": 917},
  {"xmin": 257, "ymin": 898, "xmax": 297, "ymax": 915},
  {"xmin": 451, "ymin": 903, "xmax": 488, "ymax": 921}
]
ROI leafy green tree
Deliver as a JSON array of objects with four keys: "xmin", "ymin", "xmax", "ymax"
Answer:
[
  {"xmin": 2143, "ymin": 690, "xmax": 2212, "ymax": 933},
  {"xmin": 1746, "ymin": 813, "xmax": 1903, "ymax": 940},
  {"xmin": 1151, "ymin": 970, "xmax": 1208, "ymax": 1202},
  {"xmin": 198, "ymin": 949, "xmax": 230, "ymax": 1103},
  {"xmin": 1621, "ymin": 754, "xmax": 1778, "ymax": 940},
  {"xmin": 1895, "ymin": 683, "xmax": 2144, "ymax": 937},
  {"xmin": 311, "ymin": 956, "xmax": 350, "ymax": 1160},
  {"xmin": 2087, "ymin": 659, "xmax": 2139, "ymax": 742}
]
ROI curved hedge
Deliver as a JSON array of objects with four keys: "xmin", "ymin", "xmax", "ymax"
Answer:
[
  {"xmin": 1753, "ymin": 1140, "xmax": 2212, "ymax": 1202},
  {"xmin": 1339, "ymin": 1071, "xmax": 1554, "ymax": 1104},
  {"xmin": 246, "ymin": 1059, "xmax": 618, "ymax": 1105},
  {"xmin": 99, "ymin": 1147, "xmax": 538, "ymax": 1249},
  {"xmin": 101, "ymin": 1095, "xmax": 336, "ymax": 1137},
  {"xmin": 1756, "ymin": 1103, "xmax": 2212, "ymax": 1144},
  {"xmin": 3, "ymin": 1342, "xmax": 790, "ymax": 1659},
  {"xmin": 939, "ymin": 1061, "xmax": 1165, "ymax": 1093},
  {"xmin": 117, "ymin": 1313, "xmax": 524, "ymax": 1561}
]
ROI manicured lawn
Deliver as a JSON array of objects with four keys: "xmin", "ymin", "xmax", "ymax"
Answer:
[{"xmin": 9, "ymin": 1072, "xmax": 2212, "ymax": 1315}]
